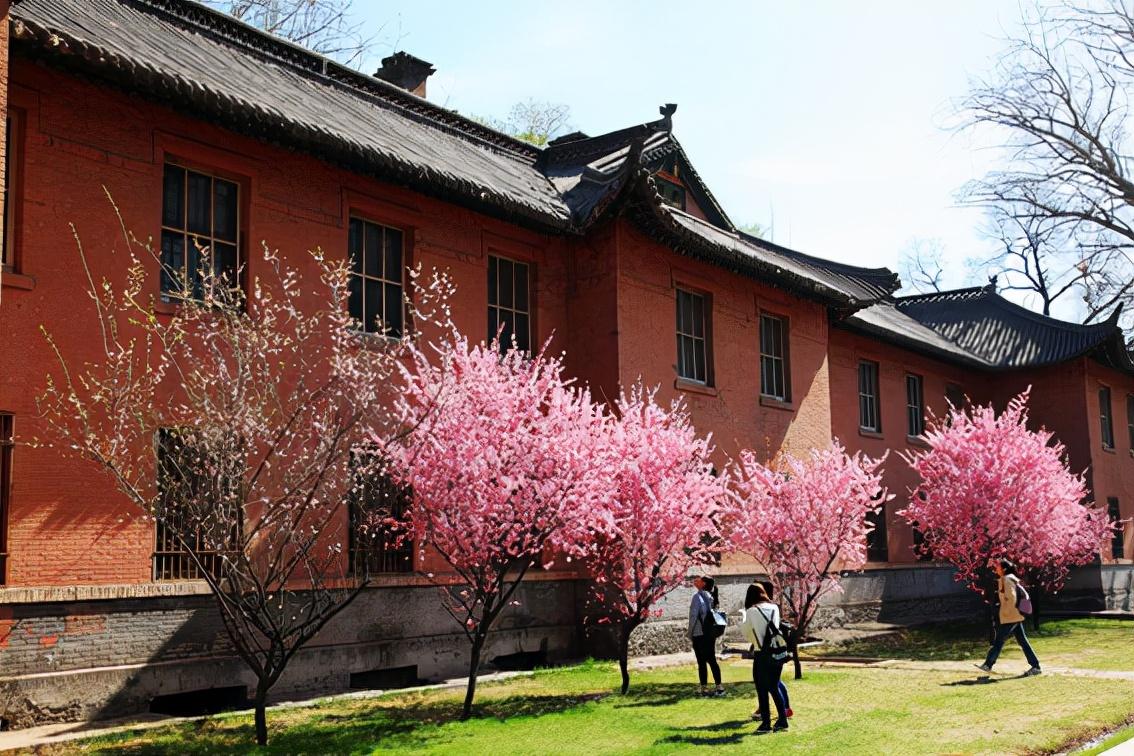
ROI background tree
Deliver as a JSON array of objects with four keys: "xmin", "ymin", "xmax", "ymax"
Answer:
[
  {"xmin": 900, "ymin": 390, "xmax": 1113, "ymax": 623},
  {"xmin": 475, "ymin": 100, "xmax": 573, "ymax": 146},
  {"xmin": 38, "ymin": 225, "xmax": 439, "ymax": 745},
  {"xmin": 391, "ymin": 334, "xmax": 610, "ymax": 720},
  {"xmin": 898, "ymin": 237, "xmax": 948, "ymax": 294},
  {"xmin": 963, "ymin": 1, "xmax": 1134, "ymax": 331},
  {"xmin": 729, "ymin": 442, "xmax": 889, "ymax": 679},
  {"xmin": 203, "ymin": 0, "xmax": 382, "ymax": 67},
  {"xmin": 586, "ymin": 386, "xmax": 727, "ymax": 694}
]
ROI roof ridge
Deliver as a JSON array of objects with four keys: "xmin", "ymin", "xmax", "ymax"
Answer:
[
  {"xmin": 738, "ymin": 231, "xmax": 897, "ymax": 278},
  {"xmin": 894, "ymin": 284, "xmax": 990, "ymax": 303},
  {"xmin": 131, "ymin": 0, "xmax": 542, "ymax": 160}
]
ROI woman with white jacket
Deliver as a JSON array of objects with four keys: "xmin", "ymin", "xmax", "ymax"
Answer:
[{"xmin": 740, "ymin": 582, "xmax": 789, "ymax": 732}]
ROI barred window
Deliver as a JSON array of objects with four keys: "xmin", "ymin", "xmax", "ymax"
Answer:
[
  {"xmin": 488, "ymin": 255, "xmax": 531, "ymax": 353},
  {"xmin": 0, "ymin": 414, "xmax": 11, "ymax": 585},
  {"xmin": 1108, "ymin": 497, "xmax": 1124, "ymax": 560},
  {"xmin": 759, "ymin": 314, "xmax": 788, "ymax": 401},
  {"xmin": 906, "ymin": 374, "xmax": 925, "ymax": 437},
  {"xmin": 349, "ymin": 471, "xmax": 414, "ymax": 575},
  {"xmin": 1101, "ymin": 387, "xmax": 1115, "ymax": 449},
  {"xmin": 858, "ymin": 361, "xmax": 881, "ymax": 432},
  {"xmin": 161, "ymin": 164, "xmax": 240, "ymax": 300},
  {"xmin": 676, "ymin": 288, "xmax": 709, "ymax": 384},
  {"xmin": 348, "ymin": 217, "xmax": 404, "ymax": 336},
  {"xmin": 154, "ymin": 429, "xmax": 243, "ymax": 581}
]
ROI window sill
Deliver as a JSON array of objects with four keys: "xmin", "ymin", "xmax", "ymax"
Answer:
[
  {"xmin": 1, "ymin": 270, "xmax": 35, "ymax": 291},
  {"xmin": 759, "ymin": 395, "xmax": 795, "ymax": 412},
  {"xmin": 906, "ymin": 435, "xmax": 930, "ymax": 449},
  {"xmin": 674, "ymin": 378, "xmax": 718, "ymax": 397},
  {"xmin": 858, "ymin": 428, "xmax": 884, "ymax": 440},
  {"xmin": 153, "ymin": 300, "xmax": 179, "ymax": 316},
  {"xmin": 1102, "ymin": 445, "xmax": 1117, "ymax": 455}
]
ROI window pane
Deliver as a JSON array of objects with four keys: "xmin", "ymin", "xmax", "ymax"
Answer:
[
  {"xmin": 384, "ymin": 283, "xmax": 402, "ymax": 337},
  {"xmin": 677, "ymin": 335, "xmax": 691, "ymax": 379},
  {"xmin": 348, "ymin": 219, "xmax": 363, "ymax": 273},
  {"xmin": 186, "ymin": 172, "xmax": 211, "ymax": 236},
  {"xmin": 384, "ymin": 228, "xmax": 403, "ymax": 283},
  {"xmin": 678, "ymin": 291, "xmax": 693, "ymax": 335},
  {"xmin": 499, "ymin": 309, "xmax": 515, "ymax": 347},
  {"xmin": 162, "ymin": 165, "xmax": 185, "ymax": 229},
  {"xmin": 348, "ymin": 275, "xmax": 363, "ymax": 323},
  {"xmin": 364, "ymin": 279, "xmax": 381, "ymax": 333},
  {"xmin": 214, "ymin": 243, "xmax": 238, "ymax": 288},
  {"xmin": 364, "ymin": 222, "xmax": 381, "ymax": 278},
  {"xmin": 487, "ymin": 307, "xmax": 499, "ymax": 343},
  {"xmin": 692, "ymin": 338, "xmax": 704, "ymax": 382},
  {"xmin": 488, "ymin": 256, "xmax": 498, "ymax": 306},
  {"xmin": 214, "ymin": 179, "xmax": 238, "ymax": 242},
  {"xmin": 499, "ymin": 258, "xmax": 514, "ymax": 309},
  {"xmin": 691, "ymin": 294, "xmax": 704, "ymax": 338},
  {"xmin": 514, "ymin": 313, "xmax": 530, "ymax": 352},
  {"xmin": 160, "ymin": 230, "xmax": 185, "ymax": 295},
  {"xmin": 514, "ymin": 262, "xmax": 529, "ymax": 312}
]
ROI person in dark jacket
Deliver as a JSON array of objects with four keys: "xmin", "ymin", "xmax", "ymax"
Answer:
[{"xmin": 688, "ymin": 575, "xmax": 724, "ymax": 696}]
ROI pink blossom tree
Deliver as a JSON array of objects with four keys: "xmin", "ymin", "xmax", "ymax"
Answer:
[
  {"xmin": 390, "ymin": 334, "xmax": 611, "ymax": 720},
  {"xmin": 730, "ymin": 442, "xmax": 889, "ymax": 679},
  {"xmin": 585, "ymin": 386, "xmax": 728, "ymax": 694},
  {"xmin": 37, "ymin": 219, "xmax": 448, "ymax": 745},
  {"xmin": 900, "ymin": 390, "xmax": 1113, "ymax": 614}
]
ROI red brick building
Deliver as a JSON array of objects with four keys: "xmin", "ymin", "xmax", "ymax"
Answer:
[{"xmin": 0, "ymin": 0, "xmax": 1129, "ymax": 727}]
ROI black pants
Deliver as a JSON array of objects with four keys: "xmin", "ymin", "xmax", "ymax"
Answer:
[
  {"xmin": 754, "ymin": 654, "xmax": 787, "ymax": 725},
  {"xmin": 692, "ymin": 633, "xmax": 721, "ymax": 686}
]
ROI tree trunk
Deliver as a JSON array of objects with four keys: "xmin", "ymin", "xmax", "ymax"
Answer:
[
  {"xmin": 461, "ymin": 631, "xmax": 486, "ymax": 721},
  {"xmin": 618, "ymin": 621, "xmax": 633, "ymax": 694},
  {"xmin": 790, "ymin": 630, "xmax": 802, "ymax": 680},
  {"xmin": 253, "ymin": 678, "xmax": 270, "ymax": 746},
  {"xmin": 1031, "ymin": 588, "xmax": 1042, "ymax": 631}
]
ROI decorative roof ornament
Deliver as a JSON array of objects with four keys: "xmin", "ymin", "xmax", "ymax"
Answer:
[{"xmin": 659, "ymin": 103, "xmax": 677, "ymax": 132}]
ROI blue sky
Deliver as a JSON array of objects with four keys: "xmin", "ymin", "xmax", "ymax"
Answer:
[{"xmin": 354, "ymin": 2, "xmax": 1026, "ymax": 294}]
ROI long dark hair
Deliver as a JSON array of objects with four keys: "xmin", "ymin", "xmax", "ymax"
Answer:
[
  {"xmin": 745, "ymin": 582, "xmax": 769, "ymax": 608},
  {"xmin": 999, "ymin": 559, "xmax": 1017, "ymax": 576},
  {"xmin": 700, "ymin": 575, "xmax": 719, "ymax": 609}
]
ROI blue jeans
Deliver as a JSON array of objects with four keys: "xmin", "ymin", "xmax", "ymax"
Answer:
[
  {"xmin": 778, "ymin": 680, "xmax": 790, "ymax": 709},
  {"xmin": 984, "ymin": 621, "xmax": 1040, "ymax": 669}
]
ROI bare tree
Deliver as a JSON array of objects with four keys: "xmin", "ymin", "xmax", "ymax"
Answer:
[
  {"xmin": 899, "ymin": 238, "xmax": 948, "ymax": 294},
  {"xmin": 203, "ymin": 0, "xmax": 381, "ymax": 67},
  {"xmin": 38, "ymin": 211, "xmax": 448, "ymax": 745},
  {"xmin": 962, "ymin": 0, "xmax": 1134, "ymax": 329},
  {"xmin": 476, "ymin": 100, "xmax": 573, "ymax": 147}
]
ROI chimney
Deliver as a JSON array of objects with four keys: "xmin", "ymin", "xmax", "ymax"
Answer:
[{"xmin": 374, "ymin": 52, "xmax": 436, "ymax": 98}]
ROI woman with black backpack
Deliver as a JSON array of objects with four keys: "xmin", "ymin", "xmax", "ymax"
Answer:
[
  {"xmin": 741, "ymin": 582, "xmax": 789, "ymax": 732},
  {"xmin": 688, "ymin": 575, "xmax": 724, "ymax": 697}
]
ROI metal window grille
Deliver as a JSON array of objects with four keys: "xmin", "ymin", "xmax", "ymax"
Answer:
[
  {"xmin": 153, "ymin": 429, "xmax": 242, "ymax": 582},
  {"xmin": 759, "ymin": 314, "xmax": 788, "ymax": 400},
  {"xmin": 1100, "ymin": 387, "xmax": 1115, "ymax": 449},
  {"xmin": 676, "ymin": 288, "xmax": 709, "ymax": 383},
  {"xmin": 0, "ymin": 414, "xmax": 11, "ymax": 585},
  {"xmin": 348, "ymin": 473, "xmax": 414, "ymax": 575},
  {"xmin": 906, "ymin": 374, "xmax": 924, "ymax": 437},
  {"xmin": 348, "ymin": 217, "xmax": 404, "ymax": 336},
  {"xmin": 160, "ymin": 164, "xmax": 240, "ymax": 300},
  {"xmin": 858, "ymin": 361, "xmax": 881, "ymax": 432},
  {"xmin": 487, "ymin": 255, "xmax": 531, "ymax": 353},
  {"xmin": 1108, "ymin": 497, "xmax": 1125, "ymax": 560}
]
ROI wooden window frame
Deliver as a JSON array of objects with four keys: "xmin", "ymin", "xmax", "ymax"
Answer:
[
  {"xmin": 1100, "ymin": 386, "xmax": 1115, "ymax": 450},
  {"xmin": 160, "ymin": 161, "xmax": 244, "ymax": 303},
  {"xmin": 759, "ymin": 313, "xmax": 790, "ymax": 401},
  {"xmin": 906, "ymin": 373, "xmax": 925, "ymax": 438},
  {"xmin": 487, "ymin": 254, "xmax": 533, "ymax": 354},
  {"xmin": 0, "ymin": 414, "xmax": 11, "ymax": 585},
  {"xmin": 858, "ymin": 360, "xmax": 882, "ymax": 433},
  {"xmin": 2, "ymin": 108, "xmax": 24, "ymax": 273},
  {"xmin": 1107, "ymin": 497, "xmax": 1124, "ymax": 560},
  {"xmin": 347, "ymin": 215, "xmax": 406, "ymax": 337},
  {"xmin": 675, "ymin": 286, "xmax": 712, "ymax": 385}
]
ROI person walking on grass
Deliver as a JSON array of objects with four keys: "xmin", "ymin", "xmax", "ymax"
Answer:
[
  {"xmin": 975, "ymin": 558, "xmax": 1041, "ymax": 676},
  {"xmin": 754, "ymin": 581, "xmax": 792, "ymax": 719},
  {"xmin": 740, "ymin": 582, "xmax": 789, "ymax": 732},
  {"xmin": 688, "ymin": 575, "xmax": 725, "ymax": 697}
]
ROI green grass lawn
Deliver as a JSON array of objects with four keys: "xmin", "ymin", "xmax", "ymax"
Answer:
[
  {"xmin": 66, "ymin": 619, "xmax": 1134, "ymax": 756},
  {"xmin": 812, "ymin": 617, "xmax": 1134, "ymax": 671}
]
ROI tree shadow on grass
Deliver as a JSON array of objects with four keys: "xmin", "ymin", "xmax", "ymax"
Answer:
[
  {"xmin": 656, "ymin": 719, "xmax": 757, "ymax": 747},
  {"xmin": 614, "ymin": 681, "xmax": 747, "ymax": 710},
  {"xmin": 88, "ymin": 692, "xmax": 607, "ymax": 755}
]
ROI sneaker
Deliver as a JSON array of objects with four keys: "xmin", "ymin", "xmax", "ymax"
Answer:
[
  {"xmin": 785, "ymin": 707, "xmax": 794, "ymax": 718},
  {"xmin": 755, "ymin": 723, "xmax": 772, "ymax": 733},
  {"xmin": 711, "ymin": 688, "xmax": 726, "ymax": 698},
  {"xmin": 773, "ymin": 719, "xmax": 789, "ymax": 731},
  {"xmin": 1023, "ymin": 666, "xmax": 1042, "ymax": 677},
  {"xmin": 974, "ymin": 663, "xmax": 992, "ymax": 673}
]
